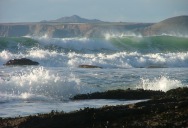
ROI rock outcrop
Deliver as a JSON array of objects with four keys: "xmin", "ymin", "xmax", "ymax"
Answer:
[
  {"xmin": 0, "ymin": 87, "xmax": 187, "ymax": 128},
  {"xmin": 4, "ymin": 58, "xmax": 39, "ymax": 66},
  {"xmin": 72, "ymin": 89, "xmax": 164, "ymax": 100},
  {"xmin": 78, "ymin": 65, "xmax": 102, "ymax": 69}
]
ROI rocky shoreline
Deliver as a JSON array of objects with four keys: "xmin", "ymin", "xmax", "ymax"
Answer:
[
  {"xmin": 72, "ymin": 89, "xmax": 165, "ymax": 100},
  {"xmin": 0, "ymin": 87, "xmax": 188, "ymax": 128}
]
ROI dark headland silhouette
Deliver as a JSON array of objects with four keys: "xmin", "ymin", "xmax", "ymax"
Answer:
[{"xmin": 43, "ymin": 15, "xmax": 103, "ymax": 23}]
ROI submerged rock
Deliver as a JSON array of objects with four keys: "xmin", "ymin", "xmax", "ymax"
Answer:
[
  {"xmin": 78, "ymin": 65, "xmax": 102, "ymax": 68},
  {"xmin": 4, "ymin": 58, "xmax": 39, "ymax": 66}
]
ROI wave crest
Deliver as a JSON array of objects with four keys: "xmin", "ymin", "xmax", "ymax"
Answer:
[{"xmin": 137, "ymin": 76, "xmax": 186, "ymax": 92}]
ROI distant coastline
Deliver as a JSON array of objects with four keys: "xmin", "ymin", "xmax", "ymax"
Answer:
[{"xmin": 0, "ymin": 15, "xmax": 188, "ymax": 38}]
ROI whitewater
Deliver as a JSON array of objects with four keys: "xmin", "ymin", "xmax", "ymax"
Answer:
[{"xmin": 0, "ymin": 34, "xmax": 188, "ymax": 117}]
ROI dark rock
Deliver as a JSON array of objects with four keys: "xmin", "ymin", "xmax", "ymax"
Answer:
[
  {"xmin": 147, "ymin": 65, "xmax": 167, "ymax": 68},
  {"xmin": 4, "ymin": 58, "xmax": 39, "ymax": 66},
  {"xmin": 78, "ymin": 65, "xmax": 102, "ymax": 69},
  {"xmin": 72, "ymin": 89, "xmax": 164, "ymax": 100}
]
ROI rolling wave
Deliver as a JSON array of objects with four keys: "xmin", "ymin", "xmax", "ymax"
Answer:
[
  {"xmin": 0, "ymin": 35, "xmax": 188, "ymax": 68},
  {"xmin": 1, "ymin": 35, "xmax": 188, "ymax": 53},
  {"xmin": 0, "ymin": 37, "xmax": 39, "ymax": 52},
  {"xmin": 0, "ymin": 49, "xmax": 188, "ymax": 68},
  {"xmin": 110, "ymin": 35, "xmax": 188, "ymax": 53}
]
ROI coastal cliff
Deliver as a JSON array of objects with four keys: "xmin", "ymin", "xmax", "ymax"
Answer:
[
  {"xmin": 0, "ymin": 23, "xmax": 151, "ymax": 38},
  {"xmin": 0, "ymin": 15, "xmax": 188, "ymax": 38},
  {"xmin": 142, "ymin": 15, "xmax": 188, "ymax": 36}
]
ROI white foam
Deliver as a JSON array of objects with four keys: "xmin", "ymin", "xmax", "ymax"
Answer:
[
  {"xmin": 33, "ymin": 37, "xmax": 116, "ymax": 51},
  {"xmin": 104, "ymin": 32, "xmax": 143, "ymax": 40},
  {"xmin": 104, "ymin": 32, "xmax": 188, "ymax": 39},
  {"xmin": 137, "ymin": 76, "xmax": 186, "ymax": 92},
  {"xmin": 1, "ymin": 49, "xmax": 188, "ymax": 68},
  {"xmin": 67, "ymin": 51, "xmax": 188, "ymax": 68},
  {"xmin": 161, "ymin": 33, "xmax": 188, "ymax": 38},
  {"xmin": 0, "ymin": 67, "xmax": 93, "ymax": 101}
]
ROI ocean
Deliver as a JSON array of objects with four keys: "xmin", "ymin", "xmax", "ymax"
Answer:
[{"xmin": 0, "ymin": 34, "xmax": 188, "ymax": 117}]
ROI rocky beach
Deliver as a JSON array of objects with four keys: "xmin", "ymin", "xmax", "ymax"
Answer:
[{"xmin": 0, "ymin": 87, "xmax": 188, "ymax": 128}]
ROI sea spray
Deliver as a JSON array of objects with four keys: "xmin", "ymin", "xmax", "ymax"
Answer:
[
  {"xmin": 1, "ymin": 50, "xmax": 188, "ymax": 68},
  {"xmin": 66, "ymin": 51, "xmax": 188, "ymax": 68},
  {"xmin": 137, "ymin": 76, "xmax": 185, "ymax": 92},
  {"xmin": 104, "ymin": 32, "xmax": 143, "ymax": 40},
  {"xmin": 33, "ymin": 37, "xmax": 116, "ymax": 52},
  {"xmin": 0, "ymin": 67, "xmax": 95, "ymax": 100}
]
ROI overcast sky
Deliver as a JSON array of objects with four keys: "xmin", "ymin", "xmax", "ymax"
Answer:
[{"xmin": 0, "ymin": 0, "xmax": 188, "ymax": 23}]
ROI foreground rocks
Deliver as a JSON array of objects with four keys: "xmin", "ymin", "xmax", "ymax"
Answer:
[
  {"xmin": 72, "ymin": 89, "xmax": 164, "ymax": 100},
  {"xmin": 4, "ymin": 58, "xmax": 39, "ymax": 66},
  {"xmin": 0, "ymin": 87, "xmax": 188, "ymax": 128}
]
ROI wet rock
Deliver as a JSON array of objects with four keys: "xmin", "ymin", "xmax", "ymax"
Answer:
[
  {"xmin": 147, "ymin": 65, "xmax": 167, "ymax": 68},
  {"xmin": 165, "ymin": 87, "xmax": 188, "ymax": 99},
  {"xmin": 78, "ymin": 65, "xmax": 102, "ymax": 68},
  {"xmin": 72, "ymin": 89, "xmax": 164, "ymax": 100},
  {"xmin": 4, "ymin": 58, "xmax": 39, "ymax": 66},
  {"xmin": 0, "ymin": 87, "xmax": 188, "ymax": 128}
]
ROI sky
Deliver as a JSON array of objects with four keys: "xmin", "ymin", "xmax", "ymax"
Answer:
[{"xmin": 0, "ymin": 0, "xmax": 188, "ymax": 23}]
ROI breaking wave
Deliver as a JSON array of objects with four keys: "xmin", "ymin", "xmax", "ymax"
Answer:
[
  {"xmin": 1, "ymin": 35, "xmax": 188, "ymax": 53},
  {"xmin": 0, "ymin": 49, "xmax": 188, "ymax": 68},
  {"xmin": 137, "ymin": 76, "xmax": 187, "ymax": 92},
  {"xmin": 0, "ymin": 67, "xmax": 95, "ymax": 101},
  {"xmin": 0, "ymin": 36, "xmax": 188, "ymax": 68}
]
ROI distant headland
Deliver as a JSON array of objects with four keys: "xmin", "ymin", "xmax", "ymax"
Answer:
[{"xmin": 0, "ymin": 15, "xmax": 188, "ymax": 38}]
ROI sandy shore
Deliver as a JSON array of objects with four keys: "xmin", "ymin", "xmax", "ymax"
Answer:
[{"xmin": 0, "ymin": 87, "xmax": 188, "ymax": 128}]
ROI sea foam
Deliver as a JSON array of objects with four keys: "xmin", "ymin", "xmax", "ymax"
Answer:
[
  {"xmin": 1, "ymin": 49, "xmax": 188, "ymax": 68},
  {"xmin": 137, "ymin": 76, "xmax": 186, "ymax": 92},
  {"xmin": 0, "ymin": 67, "xmax": 93, "ymax": 101}
]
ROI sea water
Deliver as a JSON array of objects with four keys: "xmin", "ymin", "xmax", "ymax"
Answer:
[{"xmin": 0, "ymin": 35, "xmax": 188, "ymax": 117}]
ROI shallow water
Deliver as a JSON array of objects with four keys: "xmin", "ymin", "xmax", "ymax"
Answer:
[{"xmin": 0, "ymin": 98, "xmax": 147, "ymax": 117}]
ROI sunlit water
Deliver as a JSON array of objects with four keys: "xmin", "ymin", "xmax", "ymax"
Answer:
[
  {"xmin": 0, "ymin": 66, "xmax": 187, "ymax": 117},
  {"xmin": 0, "ymin": 35, "xmax": 188, "ymax": 117}
]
